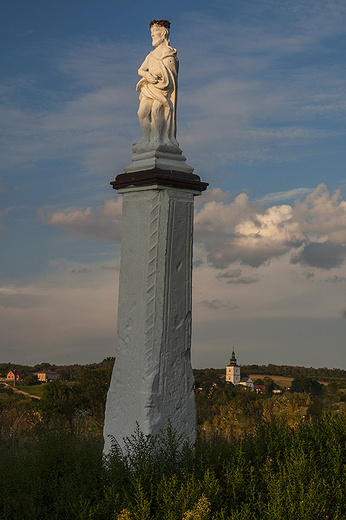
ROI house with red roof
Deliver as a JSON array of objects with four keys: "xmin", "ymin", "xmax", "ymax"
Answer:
[{"xmin": 33, "ymin": 371, "xmax": 60, "ymax": 382}]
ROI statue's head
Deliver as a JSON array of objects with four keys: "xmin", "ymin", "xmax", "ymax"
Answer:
[{"xmin": 150, "ymin": 20, "xmax": 170, "ymax": 47}]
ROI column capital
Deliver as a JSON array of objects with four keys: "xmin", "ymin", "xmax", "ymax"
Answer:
[{"xmin": 111, "ymin": 167, "xmax": 208, "ymax": 192}]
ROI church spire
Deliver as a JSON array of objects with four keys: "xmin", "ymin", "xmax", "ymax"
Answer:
[{"xmin": 229, "ymin": 348, "xmax": 237, "ymax": 366}]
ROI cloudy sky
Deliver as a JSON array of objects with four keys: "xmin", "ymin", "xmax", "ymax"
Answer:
[{"xmin": 1, "ymin": 0, "xmax": 345, "ymax": 369}]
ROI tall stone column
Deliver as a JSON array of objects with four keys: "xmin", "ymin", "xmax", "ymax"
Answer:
[
  {"xmin": 103, "ymin": 169, "xmax": 207, "ymax": 454},
  {"xmin": 103, "ymin": 19, "xmax": 208, "ymax": 454}
]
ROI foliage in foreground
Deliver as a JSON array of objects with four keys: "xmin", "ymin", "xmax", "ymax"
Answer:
[{"xmin": 0, "ymin": 415, "xmax": 346, "ymax": 520}]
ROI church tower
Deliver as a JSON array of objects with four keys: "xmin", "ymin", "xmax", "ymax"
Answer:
[{"xmin": 226, "ymin": 348, "xmax": 241, "ymax": 384}]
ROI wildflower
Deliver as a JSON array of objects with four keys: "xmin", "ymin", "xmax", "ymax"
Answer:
[
  {"xmin": 182, "ymin": 495, "xmax": 211, "ymax": 520},
  {"xmin": 117, "ymin": 509, "xmax": 132, "ymax": 520}
]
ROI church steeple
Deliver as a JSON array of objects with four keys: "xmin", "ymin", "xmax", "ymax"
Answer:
[
  {"xmin": 225, "ymin": 348, "xmax": 255, "ymax": 391},
  {"xmin": 226, "ymin": 347, "xmax": 241, "ymax": 384},
  {"xmin": 229, "ymin": 348, "xmax": 237, "ymax": 366}
]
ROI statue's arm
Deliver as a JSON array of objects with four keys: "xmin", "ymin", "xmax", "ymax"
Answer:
[{"xmin": 137, "ymin": 55, "xmax": 159, "ymax": 85}]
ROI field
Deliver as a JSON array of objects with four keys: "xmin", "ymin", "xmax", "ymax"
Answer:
[{"xmin": 250, "ymin": 374, "xmax": 294, "ymax": 388}]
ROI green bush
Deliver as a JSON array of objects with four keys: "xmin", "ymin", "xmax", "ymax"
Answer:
[
  {"xmin": 23, "ymin": 374, "xmax": 39, "ymax": 386},
  {"xmin": 0, "ymin": 415, "xmax": 345, "ymax": 519},
  {"xmin": 290, "ymin": 375, "xmax": 323, "ymax": 396}
]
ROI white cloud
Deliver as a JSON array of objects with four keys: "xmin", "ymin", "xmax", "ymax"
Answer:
[
  {"xmin": 256, "ymin": 188, "xmax": 315, "ymax": 203},
  {"xmin": 195, "ymin": 188, "xmax": 229, "ymax": 207},
  {"xmin": 40, "ymin": 184, "xmax": 346, "ymax": 271},
  {"xmin": 39, "ymin": 198, "xmax": 122, "ymax": 242},
  {"xmin": 294, "ymin": 185, "xmax": 346, "ymax": 244},
  {"xmin": 195, "ymin": 184, "xmax": 346, "ymax": 269},
  {"xmin": 195, "ymin": 193, "xmax": 303, "ymax": 268}
]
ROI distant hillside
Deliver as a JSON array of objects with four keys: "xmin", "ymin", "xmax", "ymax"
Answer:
[
  {"xmin": 3, "ymin": 360, "xmax": 345, "ymax": 384},
  {"xmin": 0, "ymin": 357, "xmax": 115, "ymax": 381},
  {"xmin": 241, "ymin": 364, "xmax": 346, "ymax": 382},
  {"xmin": 193, "ymin": 364, "xmax": 346, "ymax": 383}
]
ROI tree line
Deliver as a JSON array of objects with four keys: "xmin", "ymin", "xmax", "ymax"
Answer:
[
  {"xmin": 0, "ymin": 357, "xmax": 115, "ymax": 382},
  {"xmin": 193, "ymin": 364, "xmax": 346, "ymax": 384},
  {"xmin": 3, "ymin": 360, "xmax": 345, "ymax": 382},
  {"xmin": 241, "ymin": 363, "xmax": 346, "ymax": 380}
]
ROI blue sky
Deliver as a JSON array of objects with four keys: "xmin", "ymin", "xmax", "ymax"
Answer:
[{"xmin": 1, "ymin": 0, "xmax": 345, "ymax": 368}]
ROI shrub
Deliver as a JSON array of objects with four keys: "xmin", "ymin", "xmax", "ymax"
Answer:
[
  {"xmin": 23, "ymin": 374, "xmax": 39, "ymax": 386},
  {"xmin": 1, "ymin": 415, "xmax": 346, "ymax": 519}
]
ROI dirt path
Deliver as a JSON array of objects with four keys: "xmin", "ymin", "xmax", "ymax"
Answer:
[{"xmin": 2, "ymin": 383, "xmax": 41, "ymax": 399}]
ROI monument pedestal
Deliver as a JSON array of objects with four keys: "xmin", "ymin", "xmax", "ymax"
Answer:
[{"xmin": 103, "ymin": 169, "xmax": 207, "ymax": 454}]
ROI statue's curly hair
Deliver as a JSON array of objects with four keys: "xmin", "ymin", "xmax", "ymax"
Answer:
[{"xmin": 149, "ymin": 20, "xmax": 170, "ymax": 29}]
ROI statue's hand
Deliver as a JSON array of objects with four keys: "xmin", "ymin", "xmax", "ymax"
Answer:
[
  {"xmin": 141, "ymin": 71, "xmax": 158, "ymax": 84},
  {"xmin": 147, "ymin": 73, "xmax": 159, "ymax": 84}
]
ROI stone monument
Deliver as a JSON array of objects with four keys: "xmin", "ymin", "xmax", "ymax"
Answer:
[{"xmin": 103, "ymin": 20, "xmax": 208, "ymax": 455}]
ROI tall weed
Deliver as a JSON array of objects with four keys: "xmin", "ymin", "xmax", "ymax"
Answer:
[{"xmin": 1, "ymin": 415, "xmax": 346, "ymax": 519}]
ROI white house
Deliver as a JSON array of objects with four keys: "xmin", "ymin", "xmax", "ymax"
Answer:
[{"xmin": 33, "ymin": 370, "xmax": 60, "ymax": 382}]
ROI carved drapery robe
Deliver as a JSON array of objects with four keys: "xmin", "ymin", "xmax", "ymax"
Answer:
[{"xmin": 138, "ymin": 44, "xmax": 179, "ymax": 146}]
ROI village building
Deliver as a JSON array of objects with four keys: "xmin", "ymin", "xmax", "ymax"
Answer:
[
  {"xmin": 255, "ymin": 384, "xmax": 265, "ymax": 394},
  {"xmin": 33, "ymin": 370, "xmax": 60, "ymax": 382},
  {"xmin": 7, "ymin": 369, "xmax": 26, "ymax": 382},
  {"xmin": 226, "ymin": 349, "xmax": 255, "ymax": 391}
]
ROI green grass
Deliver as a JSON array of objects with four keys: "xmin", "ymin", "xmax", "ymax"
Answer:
[
  {"xmin": 15, "ymin": 384, "xmax": 45, "ymax": 398},
  {"xmin": 0, "ymin": 415, "xmax": 345, "ymax": 519}
]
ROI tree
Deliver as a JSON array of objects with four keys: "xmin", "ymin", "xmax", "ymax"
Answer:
[
  {"xmin": 263, "ymin": 377, "xmax": 276, "ymax": 395},
  {"xmin": 33, "ymin": 362, "xmax": 52, "ymax": 372},
  {"xmin": 75, "ymin": 367, "xmax": 112, "ymax": 423},
  {"xmin": 55, "ymin": 368, "xmax": 67, "ymax": 382},
  {"xmin": 40, "ymin": 380, "xmax": 82, "ymax": 428},
  {"xmin": 23, "ymin": 374, "xmax": 39, "ymax": 386},
  {"xmin": 290, "ymin": 375, "xmax": 322, "ymax": 396}
]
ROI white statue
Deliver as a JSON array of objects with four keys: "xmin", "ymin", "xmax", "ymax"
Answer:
[{"xmin": 134, "ymin": 20, "xmax": 181, "ymax": 155}]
